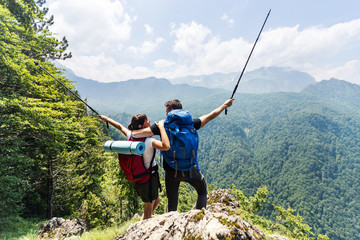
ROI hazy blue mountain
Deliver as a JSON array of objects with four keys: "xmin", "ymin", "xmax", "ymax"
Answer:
[
  {"xmin": 60, "ymin": 66, "xmax": 227, "ymax": 119},
  {"xmin": 170, "ymin": 67, "xmax": 316, "ymax": 93},
  {"xmin": 301, "ymin": 78, "xmax": 360, "ymax": 115}
]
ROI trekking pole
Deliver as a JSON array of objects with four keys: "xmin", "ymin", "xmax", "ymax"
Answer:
[
  {"xmin": 34, "ymin": 61, "xmax": 109, "ymax": 128},
  {"xmin": 225, "ymin": 9, "xmax": 271, "ymax": 115}
]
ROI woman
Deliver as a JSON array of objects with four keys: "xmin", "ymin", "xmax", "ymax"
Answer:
[{"xmin": 98, "ymin": 114, "xmax": 170, "ymax": 220}]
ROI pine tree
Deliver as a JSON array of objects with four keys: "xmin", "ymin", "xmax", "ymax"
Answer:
[{"xmin": 0, "ymin": 0, "xmax": 124, "ymax": 229}]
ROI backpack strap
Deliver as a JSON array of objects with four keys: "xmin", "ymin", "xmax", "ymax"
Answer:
[{"xmin": 148, "ymin": 144, "xmax": 158, "ymax": 200}]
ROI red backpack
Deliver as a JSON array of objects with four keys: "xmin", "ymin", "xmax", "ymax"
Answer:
[{"xmin": 118, "ymin": 137, "xmax": 155, "ymax": 184}]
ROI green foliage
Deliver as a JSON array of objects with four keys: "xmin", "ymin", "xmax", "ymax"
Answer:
[
  {"xmin": 273, "ymin": 205, "xmax": 314, "ymax": 239},
  {"xmin": 191, "ymin": 87, "xmax": 360, "ymax": 240},
  {"xmin": 317, "ymin": 234, "xmax": 330, "ymax": 240},
  {"xmin": 0, "ymin": 216, "xmax": 40, "ymax": 240},
  {"xmin": 177, "ymin": 182, "xmax": 197, "ymax": 212},
  {"xmin": 154, "ymin": 179, "xmax": 167, "ymax": 215},
  {"xmin": 230, "ymin": 184, "xmax": 268, "ymax": 215},
  {"xmin": 249, "ymin": 186, "xmax": 268, "ymax": 213},
  {"xmin": 230, "ymin": 184, "xmax": 250, "ymax": 211},
  {"xmin": 0, "ymin": 0, "xmax": 140, "ymax": 230},
  {"xmin": 229, "ymin": 185, "xmax": 330, "ymax": 240},
  {"xmin": 80, "ymin": 192, "xmax": 109, "ymax": 228}
]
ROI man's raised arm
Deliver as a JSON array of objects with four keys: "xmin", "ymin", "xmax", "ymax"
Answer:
[
  {"xmin": 198, "ymin": 99, "xmax": 234, "ymax": 129},
  {"xmin": 131, "ymin": 127, "xmax": 154, "ymax": 138}
]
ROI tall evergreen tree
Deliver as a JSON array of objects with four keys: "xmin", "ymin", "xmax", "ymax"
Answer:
[{"xmin": 0, "ymin": 0, "xmax": 136, "ymax": 229}]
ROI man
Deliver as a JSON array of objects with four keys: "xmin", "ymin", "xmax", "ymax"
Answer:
[{"xmin": 132, "ymin": 98, "xmax": 234, "ymax": 211}]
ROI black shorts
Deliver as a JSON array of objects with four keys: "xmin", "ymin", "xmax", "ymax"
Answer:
[{"xmin": 134, "ymin": 174, "xmax": 160, "ymax": 203}]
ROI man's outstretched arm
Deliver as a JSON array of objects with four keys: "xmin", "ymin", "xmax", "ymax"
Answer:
[{"xmin": 198, "ymin": 98, "xmax": 234, "ymax": 129}]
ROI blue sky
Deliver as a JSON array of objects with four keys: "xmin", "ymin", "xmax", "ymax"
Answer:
[{"xmin": 46, "ymin": 0, "xmax": 360, "ymax": 84}]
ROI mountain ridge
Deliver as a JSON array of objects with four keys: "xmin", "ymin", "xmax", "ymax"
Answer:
[
  {"xmin": 169, "ymin": 66, "xmax": 317, "ymax": 93},
  {"xmin": 61, "ymin": 67, "xmax": 226, "ymax": 118}
]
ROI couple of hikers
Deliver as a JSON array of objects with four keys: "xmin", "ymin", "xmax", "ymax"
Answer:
[{"xmin": 98, "ymin": 98, "xmax": 234, "ymax": 220}]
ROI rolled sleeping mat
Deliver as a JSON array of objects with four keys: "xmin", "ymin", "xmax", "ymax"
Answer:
[{"xmin": 104, "ymin": 140, "xmax": 145, "ymax": 155}]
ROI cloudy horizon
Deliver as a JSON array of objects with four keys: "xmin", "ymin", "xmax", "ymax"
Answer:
[{"xmin": 46, "ymin": 0, "xmax": 360, "ymax": 85}]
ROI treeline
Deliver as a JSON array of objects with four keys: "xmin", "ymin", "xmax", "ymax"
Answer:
[{"xmin": 0, "ymin": 0, "xmax": 143, "ymax": 230}]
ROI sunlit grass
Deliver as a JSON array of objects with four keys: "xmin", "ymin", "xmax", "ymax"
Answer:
[
  {"xmin": 77, "ymin": 220, "xmax": 136, "ymax": 240},
  {"xmin": 0, "ymin": 217, "xmax": 40, "ymax": 240},
  {"xmin": 0, "ymin": 217, "xmax": 137, "ymax": 240}
]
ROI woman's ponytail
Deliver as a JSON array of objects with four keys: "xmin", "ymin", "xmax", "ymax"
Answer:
[{"xmin": 129, "ymin": 113, "xmax": 147, "ymax": 130}]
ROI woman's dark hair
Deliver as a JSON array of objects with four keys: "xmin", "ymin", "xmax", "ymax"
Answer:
[
  {"xmin": 128, "ymin": 113, "xmax": 147, "ymax": 130},
  {"xmin": 164, "ymin": 99, "xmax": 182, "ymax": 111}
]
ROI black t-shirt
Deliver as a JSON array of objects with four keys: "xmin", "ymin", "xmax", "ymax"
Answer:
[
  {"xmin": 150, "ymin": 118, "xmax": 201, "ymax": 135},
  {"xmin": 151, "ymin": 118, "xmax": 201, "ymax": 171}
]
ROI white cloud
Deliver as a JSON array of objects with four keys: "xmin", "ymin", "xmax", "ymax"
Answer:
[
  {"xmin": 62, "ymin": 53, "xmax": 155, "ymax": 82},
  {"xmin": 167, "ymin": 19, "xmax": 360, "ymax": 83},
  {"xmin": 171, "ymin": 21, "xmax": 212, "ymax": 61},
  {"xmin": 168, "ymin": 21, "xmax": 252, "ymax": 76},
  {"xmin": 47, "ymin": 0, "xmax": 133, "ymax": 54},
  {"xmin": 221, "ymin": 13, "xmax": 234, "ymax": 28},
  {"xmin": 153, "ymin": 59, "xmax": 176, "ymax": 69},
  {"xmin": 127, "ymin": 37, "xmax": 165, "ymax": 55},
  {"xmin": 255, "ymin": 19, "xmax": 360, "ymax": 82},
  {"xmin": 308, "ymin": 60, "xmax": 360, "ymax": 84},
  {"xmin": 144, "ymin": 24, "xmax": 154, "ymax": 34}
]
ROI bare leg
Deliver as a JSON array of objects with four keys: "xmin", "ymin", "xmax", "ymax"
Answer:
[
  {"xmin": 152, "ymin": 197, "xmax": 161, "ymax": 214},
  {"xmin": 142, "ymin": 202, "xmax": 153, "ymax": 220}
]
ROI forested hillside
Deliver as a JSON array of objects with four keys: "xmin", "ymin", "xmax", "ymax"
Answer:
[
  {"xmin": 100, "ymin": 79, "xmax": 360, "ymax": 240},
  {"xmin": 193, "ymin": 80, "xmax": 360, "ymax": 240}
]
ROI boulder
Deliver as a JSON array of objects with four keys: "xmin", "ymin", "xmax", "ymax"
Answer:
[
  {"xmin": 116, "ymin": 189, "xmax": 265, "ymax": 240},
  {"xmin": 37, "ymin": 217, "xmax": 86, "ymax": 240}
]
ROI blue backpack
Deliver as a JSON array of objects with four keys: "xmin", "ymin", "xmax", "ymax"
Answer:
[{"xmin": 161, "ymin": 109, "xmax": 199, "ymax": 176}]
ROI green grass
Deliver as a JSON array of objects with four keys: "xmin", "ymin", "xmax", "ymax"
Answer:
[
  {"xmin": 0, "ymin": 217, "xmax": 137, "ymax": 240},
  {"xmin": 77, "ymin": 219, "xmax": 136, "ymax": 240},
  {"xmin": 0, "ymin": 217, "xmax": 41, "ymax": 240}
]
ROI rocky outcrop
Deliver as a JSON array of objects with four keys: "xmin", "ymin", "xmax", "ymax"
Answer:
[
  {"xmin": 116, "ymin": 189, "xmax": 265, "ymax": 240},
  {"xmin": 37, "ymin": 217, "xmax": 86, "ymax": 240}
]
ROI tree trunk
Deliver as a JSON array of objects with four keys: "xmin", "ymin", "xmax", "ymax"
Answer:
[{"xmin": 46, "ymin": 159, "xmax": 54, "ymax": 219}]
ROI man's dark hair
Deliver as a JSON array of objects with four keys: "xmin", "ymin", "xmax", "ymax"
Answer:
[{"xmin": 165, "ymin": 99, "xmax": 183, "ymax": 111}]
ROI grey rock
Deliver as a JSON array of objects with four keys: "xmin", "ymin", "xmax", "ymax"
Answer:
[
  {"xmin": 37, "ymin": 217, "xmax": 86, "ymax": 240},
  {"xmin": 116, "ymin": 189, "xmax": 265, "ymax": 240}
]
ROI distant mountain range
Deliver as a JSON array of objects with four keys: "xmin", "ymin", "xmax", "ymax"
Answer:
[
  {"xmin": 169, "ymin": 67, "xmax": 316, "ymax": 93},
  {"xmin": 61, "ymin": 66, "xmax": 226, "ymax": 118},
  {"xmin": 59, "ymin": 64, "xmax": 321, "ymax": 117}
]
